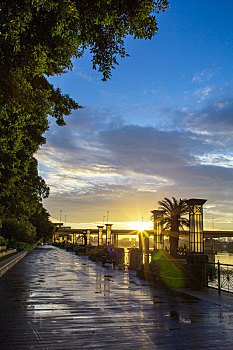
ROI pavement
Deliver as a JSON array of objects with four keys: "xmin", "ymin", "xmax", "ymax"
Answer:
[{"xmin": 0, "ymin": 245, "xmax": 232, "ymax": 349}]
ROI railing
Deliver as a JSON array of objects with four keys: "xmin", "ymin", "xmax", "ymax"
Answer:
[{"xmin": 204, "ymin": 261, "xmax": 233, "ymax": 294}]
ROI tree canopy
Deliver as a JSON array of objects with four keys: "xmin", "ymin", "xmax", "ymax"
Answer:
[
  {"xmin": 0, "ymin": 0, "xmax": 169, "ymax": 193},
  {"xmin": 1, "ymin": 0, "xmax": 170, "ymax": 81},
  {"xmin": 1, "ymin": 157, "xmax": 49, "ymax": 220},
  {"xmin": 0, "ymin": 0, "xmax": 169, "ymax": 242}
]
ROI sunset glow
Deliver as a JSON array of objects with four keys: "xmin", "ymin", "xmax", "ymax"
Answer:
[
  {"xmin": 37, "ymin": 1, "xmax": 233, "ymax": 231},
  {"xmin": 127, "ymin": 221, "xmax": 153, "ymax": 232}
]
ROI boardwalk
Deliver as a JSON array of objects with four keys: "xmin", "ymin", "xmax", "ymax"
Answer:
[{"xmin": 0, "ymin": 246, "xmax": 232, "ymax": 349}]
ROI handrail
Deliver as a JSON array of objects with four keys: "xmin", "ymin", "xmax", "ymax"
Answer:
[{"xmin": 204, "ymin": 260, "xmax": 233, "ymax": 295}]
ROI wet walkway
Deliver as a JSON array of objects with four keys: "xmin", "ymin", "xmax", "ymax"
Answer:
[{"xmin": 0, "ymin": 246, "xmax": 232, "ymax": 349}]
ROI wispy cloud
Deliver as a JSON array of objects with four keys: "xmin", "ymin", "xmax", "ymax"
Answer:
[
  {"xmin": 192, "ymin": 69, "xmax": 215, "ymax": 83},
  {"xmin": 195, "ymin": 86, "xmax": 213, "ymax": 102}
]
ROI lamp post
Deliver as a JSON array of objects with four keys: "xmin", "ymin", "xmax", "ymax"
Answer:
[
  {"xmin": 185, "ymin": 198, "xmax": 208, "ymax": 290},
  {"xmin": 151, "ymin": 210, "xmax": 164, "ymax": 250},
  {"xmin": 185, "ymin": 198, "xmax": 207, "ymax": 253}
]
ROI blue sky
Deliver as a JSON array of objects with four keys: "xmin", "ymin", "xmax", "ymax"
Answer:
[{"xmin": 37, "ymin": 0, "xmax": 233, "ymax": 230}]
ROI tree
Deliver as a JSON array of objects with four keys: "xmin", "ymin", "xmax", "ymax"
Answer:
[
  {"xmin": 0, "ymin": 1, "xmax": 169, "ymax": 194},
  {"xmin": 1, "ymin": 218, "xmax": 36, "ymax": 244},
  {"xmin": 0, "ymin": 156, "xmax": 55, "ymax": 244},
  {"xmin": 158, "ymin": 197, "xmax": 189, "ymax": 257},
  {"xmin": 0, "ymin": 1, "xmax": 170, "ymax": 243},
  {"xmin": 0, "ymin": 74, "xmax": 79, "ymax": 197},
  {"xmin": 0, "ymin": 157, "xmax": 49, "ymax": 221},
  {"xmin": 31, "ymin": 207, "xmax": 55, "ymax": 243}
]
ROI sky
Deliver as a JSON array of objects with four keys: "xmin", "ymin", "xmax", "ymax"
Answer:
[{"xmin": 37, "ymin": 0, "xmax": 233, "ymax": 231}]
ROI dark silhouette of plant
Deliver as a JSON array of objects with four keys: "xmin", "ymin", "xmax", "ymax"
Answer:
[{"xmin": 158, "ymin": 197, "xmax": 189, "ymax": 257}]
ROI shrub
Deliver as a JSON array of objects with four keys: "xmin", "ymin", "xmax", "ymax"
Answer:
[
  {"xmin": 88, "ymin": 246, "xmax": 106, "ymax": 261},
  {"xmin": 1, "ymin": 219, "xmax": 36, "ymax": 244},
  {"xmin": 206, "ymin": 264, "xmax": 217, "ymax": 283},
  {"xmin": 226, "ymin": 242, "xmax": 233, "ymax": 253},
  {"xmin": 15, "ymin": 242, "xmax": 32, "ymax": 252},
  {"xmin": 7, "ymin": 240, "xmax": 32, "ymax": 252},
  {"xmin": 177, "ymin": 243, "xmax": 189, "ymax": 256},
  {"xmin": 213, "ymin": 240, "xmax": 224, "ymax": 252},
  {"xmin": 75, "ymin": 245, "xmax": 86, "ymax": 252},
  {"xmin": 0, "ymin": 236, "xmax": 7, "ymax": 246}
]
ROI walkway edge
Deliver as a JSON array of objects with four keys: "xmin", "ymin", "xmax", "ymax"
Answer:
[
  {"xmin": 0, "ymin": 251, "xmax": 28, "ymax": 277},
  {"xmin": 175, "ymin": 287, "xmax": 233, "ymax": 310}
]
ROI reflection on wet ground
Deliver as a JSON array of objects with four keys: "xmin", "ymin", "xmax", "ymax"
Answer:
[{"xmin": 0, "ymin": 246, "xmax": 232, "ymax": 349}]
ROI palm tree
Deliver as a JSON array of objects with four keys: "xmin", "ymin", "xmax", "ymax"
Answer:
[{"xmin": 158, "ymin": 197, "xmax": 189, "ymax": 257}]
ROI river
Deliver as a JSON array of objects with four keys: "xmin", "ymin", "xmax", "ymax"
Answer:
[{"xmin": 215, "ymin": 251, "xmax": 233, "ymax": 265}]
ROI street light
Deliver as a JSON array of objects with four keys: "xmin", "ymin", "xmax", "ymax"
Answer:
[{"xmin": 185, "ymin": 199, "xmax": 207, "ymax": 253}]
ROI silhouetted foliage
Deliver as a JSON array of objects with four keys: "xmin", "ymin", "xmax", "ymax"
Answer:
[
  {"xmin": 0, "ymin": 157, "xmax": 49, "ymax": 221},
  {"xmin": 177, "ymin": 243, "xmax": 189, "ymax": 256},
  {"xmin": 0, "ymin": 1, "xmax": 169, "ymax": 241},
  {"xmin": 158, "ymin": 197, "xmax": 189, "ymax": 256},
  {"xmin": 0, "ymin": 236, "xmax": 7, "ymax": 246},
  {"xmin": 1, "ymin": 219, "xmax": 36, "ymax": 244},
  {"xmin": 0, "ymin": 0, "xmax": 169, "ymax": 194},
  {"xmin": 31, "ymin": 207, "xmax": 55, "ymax": 243}
]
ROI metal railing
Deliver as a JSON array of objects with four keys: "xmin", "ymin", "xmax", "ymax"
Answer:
[{"xmin": 204, "ymin": 261, "xmax": 233, "ymax": 294}]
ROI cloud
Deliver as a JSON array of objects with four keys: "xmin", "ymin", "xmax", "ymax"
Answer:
[
  {"xmin": 184, "ymin": 98, "xmax": 233, "ymax": 135},
  {"xmin": 194, "ymin": 86, "xmax": 213, "ymax": 102},
  {"xmin": 74, "ymin": 70, "xmax": 93, "ymax": 82},
  {"xmin": 192, "ymin": 69, "xmax": 215, "ymax": 83},
  {"xmin": 37, "ymin": 98, "xmax": 233, "ymax": 225}
]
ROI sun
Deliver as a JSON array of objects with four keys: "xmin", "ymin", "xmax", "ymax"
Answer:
[{"xmin": 128, "ymin": 221, "xmax": 153, "ymax": 231}]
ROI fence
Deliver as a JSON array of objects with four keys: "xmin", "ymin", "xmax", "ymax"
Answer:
[{"xmin": 204, "ymin": 261, "xmax": 233, "ymax": 294}]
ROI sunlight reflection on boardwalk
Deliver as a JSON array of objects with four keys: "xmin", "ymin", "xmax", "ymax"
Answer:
[{"xmin": 0, "ymin": 246, "xmax": 232, "ymax": 349}]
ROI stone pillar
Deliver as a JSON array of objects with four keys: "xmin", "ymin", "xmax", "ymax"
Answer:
[
  {"xmin": 185, "ymin": 198, "xmax": 208, "ymax": 290},
  {"xmin": 112, "ymin": 232, "xmax": 118, "ymax": 246},
  {"xmin": 105, "ymin": 224, "xmax": 113, "ymax": 245},
  {"xmin": 82, "ymin": 230, "xmax": 87, "ymax": 245},
  {"xmin": 86, "ymin": 229, "xmax": 91, "ymax": 245},
  {"xmin": 151, "ymin": 210, "xmax": 164, "ymax": 250},
  {"xmin": 97, "ymin": 226, "xmax": 104, "ymax": 246}
]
